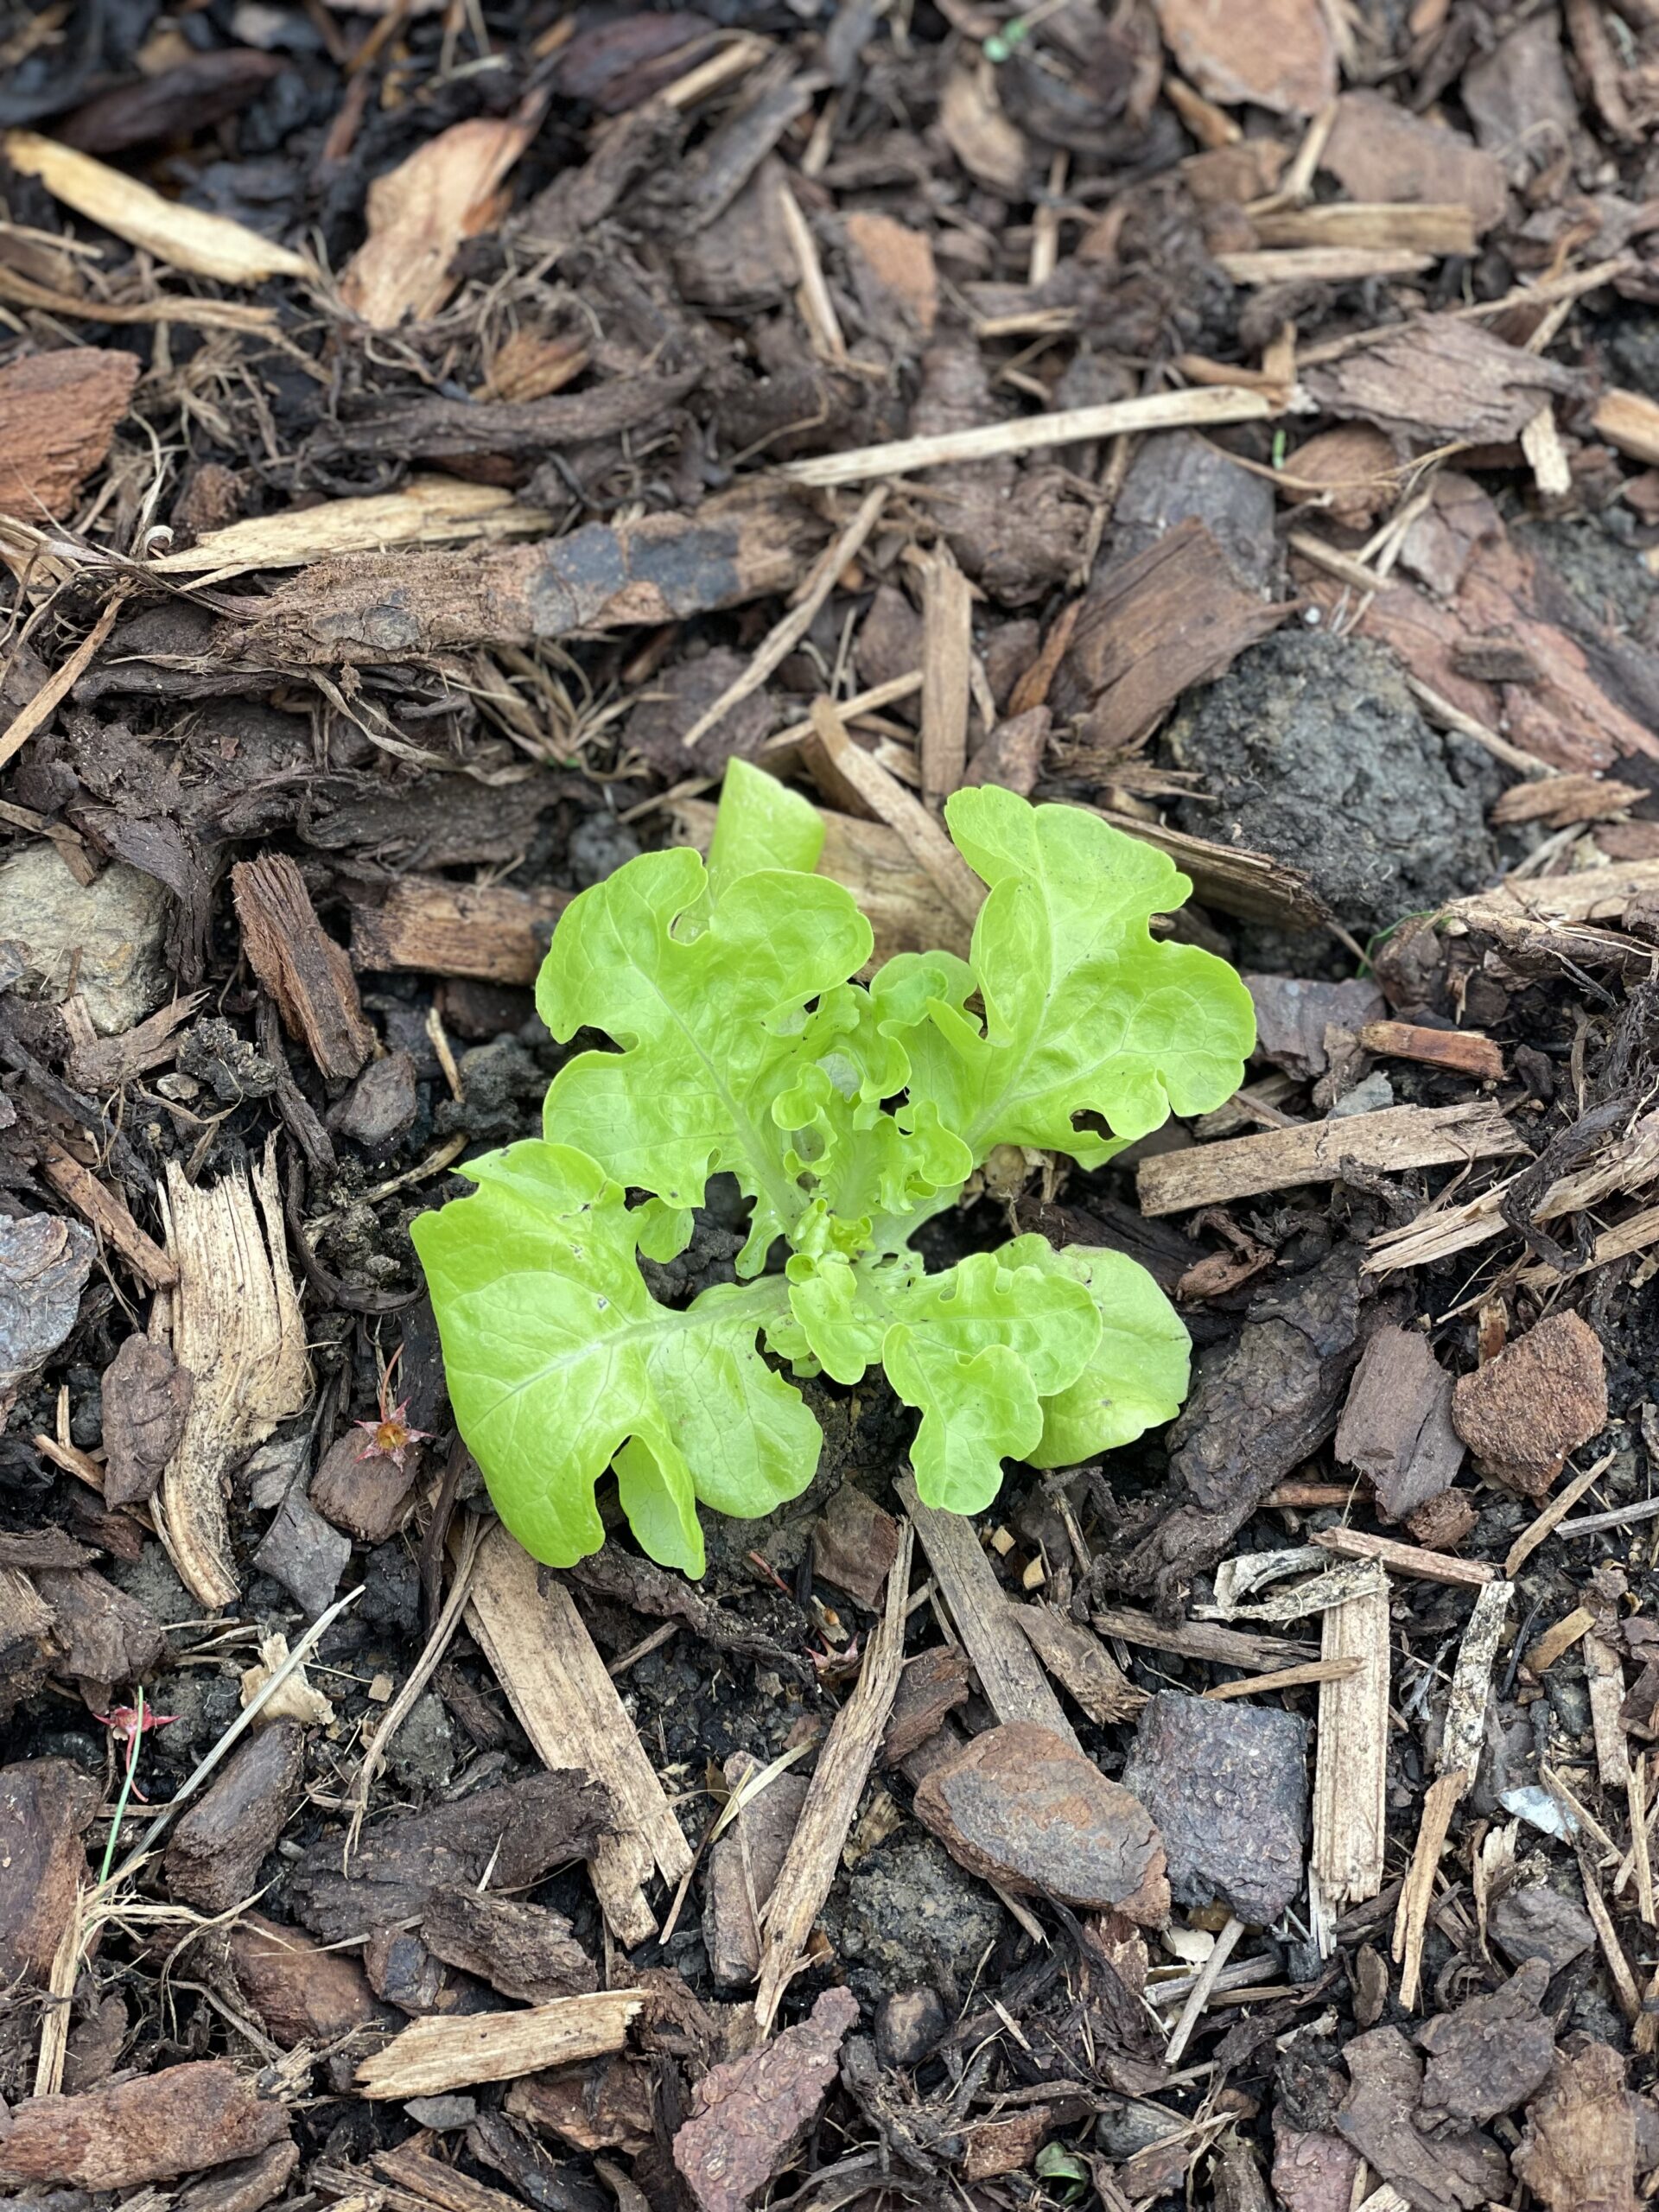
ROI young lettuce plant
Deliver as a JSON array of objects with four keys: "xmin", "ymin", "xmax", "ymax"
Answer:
[{"xmin": 411, "ymin": 762, "xmax": 1255, "ymax": 1578}]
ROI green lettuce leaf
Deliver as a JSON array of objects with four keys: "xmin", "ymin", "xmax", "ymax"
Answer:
[
  {"xmin": 874, "ymin": 788, "xmax": 1255, "ymax": 1167},
  {"xmin": 998, "ymin": 1235, "xmax": 1191, "ymax": 1466},
  {"xmin": 410, "ymin": 1141, "xmax": 810, "ymax": 1577},
  {"xmin": 537, "ymin": 848, "xmax": 871, "ymax": 1270}
]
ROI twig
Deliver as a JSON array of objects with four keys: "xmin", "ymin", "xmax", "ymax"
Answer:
[
  {"xmin": 1164, "ymin": 1915, "xmax": 1243, "ymax": 2066},
  {"xmin": 680, "ymin": 485, "xmax": 889, "ymax": 751},
  {"xmin": 778, "ymin": 386, "xmax": 1278, "ymax": 488},
  {"xmin": 1504, "ymin": 1449, "xmax": 1615, "ymax": 1575}
]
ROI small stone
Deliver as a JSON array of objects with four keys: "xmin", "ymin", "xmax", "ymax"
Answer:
[
  {"xmin": 403, "ymin": 2095, "xmax": 477, "ymax": 2131},
  {"xmin": 912, "ymin": 1720, "xmax": 1169, "ymax": 1921},
  {"xmin": 0, "ymin": 844, "xmax": 168, "ymax": 1033},
  {"xmin": 327, "ymin": 1050, "xmax": 417, "ymax": 1153},
  {"xmin": 1120, "ymin": 1692, "xmax": 1308, "ymax": 1925},
  {"xmin": 875, "ymin": 1987, "xmax": 944, "ymax": 2069},
  {"xmin": 1488, "ymin": 1883, "xmax": 1596, "ymax": 1975},
  {"xmin": 1452, "ymin": 1312, "xmax": 1607, "ymax": 1496},
  {"xmin": 253, "ymin": 1480, "xmax": 351, "ymax": 1618},
  {"xmin": 386, "ymin": 1689, "xmax": 454, "ymax": 1792}
]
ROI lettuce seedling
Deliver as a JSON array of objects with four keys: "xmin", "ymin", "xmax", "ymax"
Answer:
[{"xmin": 412, "ymin": 763, "xmax": 1255, "ymax": 1577}]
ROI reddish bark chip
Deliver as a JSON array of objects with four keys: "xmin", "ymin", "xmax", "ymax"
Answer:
[
  {"xmin": 0, "ymin": 1758, "xmax": 99, "ymax": 1985},
  {"xmin": 0, "ymin": 2059, "xmax": 291, "ymax": 2190},
  {"xmin": 0, "ymin": 347, "xmax": 138, "ymax": 520},
  {"xmin": 912, "ymin": 1720, "xmax": 1169, "ymax": 1921},
  {"xmin": 1452, "ymin": 1311, "xmax": 1607, "ymax": 1496},
  {"xmin": 672, "ymin": 1986, "xmax": 858, "ymax": 2212}
]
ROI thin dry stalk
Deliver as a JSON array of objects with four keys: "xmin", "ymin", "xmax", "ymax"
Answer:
[{"xmin": 809, "ymin": 698, "xmax": 983, "ymax": 925}]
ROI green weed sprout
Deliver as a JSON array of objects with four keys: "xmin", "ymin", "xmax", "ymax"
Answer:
[{"xmin": 412, "ymin": 764, "xmax": 1255, "ymax": 1577}]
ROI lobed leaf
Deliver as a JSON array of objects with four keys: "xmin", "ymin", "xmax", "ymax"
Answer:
[
  {"xmin": 410, "ymin": 1141, "xmax": 810, "ymax": 1578},
  {"xmin": 874, "ymin": 787, "xmax": 1255, "ymax": 1168}
]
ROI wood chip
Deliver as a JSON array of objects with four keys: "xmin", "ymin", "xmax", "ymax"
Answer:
[
  {"xmin": 340, "ymin": 105, "xmax": 541, "ymax": 327},
  {"xmin": 919, "ymin": 545, "xmax": 973, "ymax": 806},
  {"xmin": 39, "ymin": 1140, "xmax": 177, "ymax": 1290},
  {"xmin": 1310, "ymin": 1573, "xmax": 1390, "ymax": 1946},
  {"xmin": 1091, "ymin": 1604, "xmax": 1318, "ymax": 1669},
  {"xmin": 899, "ymin": 1474, "xmax": 1077, "ymax": 1746},
  {"xmin": 809, "ymin": 698, "xmax": 984, "ymax": 925},
  {"xmin": 1311, "ymin": 1526, "xmax": 1495, "ymax": 1588},
  {"xmin": 3, "ymin": 130, "xmax": 313, "ymax": 284},
  {"xmin": 352, "ymin": 875, "xmax": 569, "ymax": 987},
  {"xmin": 754, "ymin": 1523, "xmax": 911, "ymax": 2030},
  {"xmin": 1593, "ymin": 387, "xmax": 1659, "ymax": 468},
  {"xmin": 1153, "ymin": 0, "xmax": 1336, "ymax": 112},
  {"xmin": 232, "ymin": 856, "xmax": 374, "ymax": 1081},
  {"xmin": 1137, "ymin": 1100, "xmax": 1524, "ymax": 1216},
  {"xmin": 1356, "ymin": 1021, "xmax": 1503, "ymax": 1082},
  {"xmin": 1010, "ymin": 1600, "xmax": 1144, "ymax": 1725},
  {"xmin": 467, "ymin": 1524, "xmax": 692, "ymax": 1947},
  {"xmin": 356, "ymin": 1990, "xmax": 644, "ymax": 2101},
  {"xmin": 1217, "ymin": 247, "xmax": 1434, "ymax": 286},
  {"xmin": 1252, "ymin": 203, "xmax": 1477, "ymax": 254},
  {"xmin": 153, "ymin": 480, "xmax": 550, "ymax": 578},
  {"xmin": 0, "ymin": 347, "xmax": 138, "ymax": 521},
  {"xmin": 157, "ymin": 1139, "xmax": 308, "ymax": 1608}
]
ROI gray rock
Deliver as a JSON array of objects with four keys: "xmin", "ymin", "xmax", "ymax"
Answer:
[
  {"xmin": 253, "ymin": 1480, "xmax": 351, "ymax": 1618},
  {"xmin": 1166, "ymin": 630, "xmax": 1496, "ymax": 936},
  {"xmin": 328, "ymin": 1051, "xmax": 416, "ymax": 1153},
  {"xmin": 386, "ymin": 1689, "xmax": 454, "ymax": 1792},
  {"xmin": 0, "ymin": 844, "xmax": 168, "ymax": 1033},
  {"xmin": 404, "ymin": 2096, "xmax": 477, "ymax": 2131},
  {"xmin": 1120, "ymin": 1692, "xmax": 1308, "ymax": 1925}
]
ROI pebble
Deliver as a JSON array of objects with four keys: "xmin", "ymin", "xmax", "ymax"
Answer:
[{"xmin": 1120, "ymin": 1691, "xmax": 1308, "ymax": 1925}]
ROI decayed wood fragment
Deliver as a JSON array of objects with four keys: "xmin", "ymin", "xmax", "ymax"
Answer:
[
  {"xmin": 899, "ymin": 1475, "xmax": 1077, "ymax": 1748},
  {"xmin": 0, "ymin": 2059, "xmax": 290, "ymax": 2190},
  {"xmin": 466, "ymin": 1524, "xmax": 691, "ymax": 1947},
  {"xmin": 0, "ymin": 347, "xmax": 138, "ymax": 520},
  {"xmin": 232, "ymin": 855, "xmax": 373, "ymax": 1080},
  {"xmin": 1312, "ymin": 1526, "xmax": 1493, "ymax": 1588},
  {"xmin": 356, "ymin": 1989, "xmax": 643, "ymax": 2100},
  {"xmin": 1395, "ymin": 1580, "xmax": 1511, "ymax": 2010},
  {"xmin": 810, "ymin": 701, "xmax": 983, "ymax": 925},
  {"xmin": 1357, "ymin": 1020, "xmax": 1503, "ymax": 1082},
  {"xmin": 40, "ymin": 1140, "xmax": 176, "ymax": 1289},
  {"xmin": 352, "ymin": 876, "xmax": 569, "ymax": 986},
  {"xmin": 216, "ymin": 486, "xmax": 823, "ymax": 664},
  {"xmin": 154, "ymin": 479, "xmax": 551, "ymax": 577},
  {"xmin": 755, "ymin": 1525, "xmax": 912, "ymax": 2031},
  {"xmin": 1138, "ymin": 1100, "xmax": 1524, "ymax": 1216},
  {"xmin": 1011, "ymin": 1600, "xmax": 1144, "ymax": 1725},
  {"xmin": 1310, "ymin": 1573, "xmax": 1390, "ymax": 1947},
  {"xmin": 1091, "ymin": 1604, "xmax": 1317, "ymax": 1669},
  {"xmin": 158, "ymin": 1140, "xmax": 308, "ymax": 1608}
]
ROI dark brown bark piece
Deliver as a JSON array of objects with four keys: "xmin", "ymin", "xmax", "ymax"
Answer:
[
  {"xmin": 505, "ymin": 2056, "xmax": 655, "ymax": 2154},
  {"xmin": 1488, "ymin": 1884, "xmax": 1596, "ymax": 1974},
  {"xmin": 60, "ymin": 50, "xmax": 283, "ymax": 152},
  {"xmin": 1244, "ymin": 974, "xmax": 1388, "ymax": 1080},
  {"xmin": 352, "ymin": 877, "xmax": 569, "ymax": 988},
  {"xmin": 1051, "ymin": 518, "xmax": 1291, "ymax": 753},
  {"xmin": 702, "ymin": 1751, "xmax": 809, "ymax": 1988},
  {"xmin": 963, "ymin": 705, "xmax": 1049, "ymax": 795},
  {"xmin": 1336, "ymin": 1324, "xmax": 1465, "ymax": 1522},
  {"xmin": 419, "ymin": 1888, "xmax": 598, "ymax": 2004},
  {"xmin": 880, "ymin": 1644, "xmax": 973, "ymax": 1767},
  {"xmin": 215, "ymin": 487, "xmax": 823, "ymax": 664},
  {"xmin": 0, "ymin": 1529, "xmax": 94, "ymax": 1570},
  {"xmin": 912, "ymin": 1720, "xmax": 1169, "ymax": 1920},
  {"xmin": 309, "ymin": 1428, "xmax": 420, "ymax": 1545},
  {"xmin": 1416, "ymin": 1959, "xmax": 1555, "ymax": 2123},
  {"xmin": 175, "ymin": 2139, "xmax": 300, "ymax": 2212},
  {"xmin": 35, "ymin": 1566, "xmax": 167, "ymax": 1698},
  {"xmin": 0, "ymin": 1211, "xmax": 95, "ymax": 1407},
  {"xmin": 1451, "ymin": 1311, "xmax": 1607, "ymax": 1496},
  {"xmin": 1320, "ymin": 92, "xmax": 1509, "ymax": 234},
  {"xmin": 672, "ymin": 1986, "xmax": 859, "ymax": 2212},
  {"xmin": 1119, "ymin": 1692, "xmax": 1306, "ymax": 1925},
  {"xmin": 101, "ymin": 1333, "xmax": 194, "ymax": 1508},
  {"xmin": 251, "ymin": 1479, "xmax": 350, "ymax": 1618},
  {"xmin": 226, "ymin": 1911, "xmax": 381, "ymax": 2047},
  {"xmin": 1512, "ymin": 2043, "xmax": 1641, "ymax": 2212},
  {"xmin": 1336, "ymin": 2028, "xmax": 1511, "ymax": 2212},
  {"xmin": 1271, "ymin": 2128, "xmax": 1361, "ymax": 2212},
  {"xmin": 305, "ymin": 371, "xmax": 702, "ymax": 469},
  {"xmin": 0, "ymin": 347, "xmax": 139, "ymax": 520},
  {"xmin": 0, "ymin": 2060, "xmax": 291, "ymax": 2190},
  {"xmin": 1405, "ymin": 1490, "xmax": 1478, "ymax": 1552},
  {"xmin": 288, "ymin": 1770, "xmax": 610, "ymax": 1942},
  {"xmin": 327, "ymin": 1051, "xmax": 417, "ymax": 1154},
  {"xmin": 811, "ymin": 1481, "xmax": 900, "ymax": 1609},
  {"xmin": 231, "ymin": 855, "xmax": 373, "ymax": 1081},
  {"xmin": 0, "ymin": 1758, "xmax": 98, "ymax": 1985},
  {"xmin": 163, "ymin": 1720, "xmax": 305, "ymax": 1915}
]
